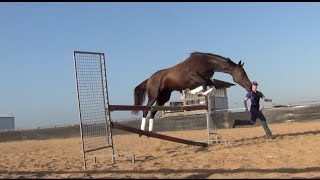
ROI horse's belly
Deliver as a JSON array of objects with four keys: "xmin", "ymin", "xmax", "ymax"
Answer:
[{"xmin": 163, "ymin": 77, "xmax": 203, "ymax": 91}]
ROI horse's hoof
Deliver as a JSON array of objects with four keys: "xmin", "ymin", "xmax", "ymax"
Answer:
[{"xmin": 147, "ymin": 131, "xmax": 152, "ymax": 138}]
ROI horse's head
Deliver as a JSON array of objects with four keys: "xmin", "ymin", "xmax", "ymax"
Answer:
[{"xmin": 231, "ymin": 61, "xmax": 252, "ymax": 92}]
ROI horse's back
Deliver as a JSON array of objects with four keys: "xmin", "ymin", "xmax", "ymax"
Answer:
[{"xmin": 146, "ymin": 53, "xmax": 212, "ymax": 92}]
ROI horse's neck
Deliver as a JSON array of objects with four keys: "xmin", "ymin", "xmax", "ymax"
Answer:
[{"xmin": 210, "ymin": 60, "xmax": 235, "ymax": 75}]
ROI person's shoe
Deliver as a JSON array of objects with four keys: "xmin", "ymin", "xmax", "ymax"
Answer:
[{"xmin": 229, "ymin": 119, "xmax": 236, "ymax": 128}]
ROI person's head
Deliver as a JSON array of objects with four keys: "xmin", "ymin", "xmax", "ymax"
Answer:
[{"xmin": 251, "ymin": 81, "xmax": 258, "ymax": 91}]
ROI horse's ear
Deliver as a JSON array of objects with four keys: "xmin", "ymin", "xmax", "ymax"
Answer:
[
  {"xmin": 241, "ymin": 62, "xmax": 245, "ymax": 67},
  {"xmin": 237, "ymin": 60, "xmax": 242, "ymax": 67}
]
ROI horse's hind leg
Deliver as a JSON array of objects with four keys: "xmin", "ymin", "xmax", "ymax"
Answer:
[
  {"xmin": 148, "ymin": 91, "xmax": 172, "ymax": 132},
  {"xmin": 138, "ymin": 97, "xmax": 157, "ymax": 137},
  {"xmin": 141, "ymin": 97, "xmax": 156, "ymax": 131}
]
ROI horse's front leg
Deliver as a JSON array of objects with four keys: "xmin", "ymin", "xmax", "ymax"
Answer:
[
  {"xmin": 190, "ymin": 78, "xmax": 214, "ymax": 95},
  {"xmin": 205, "ymin": 78, "xmax": 215, "ymax": 86},
  {"xmin": 197, "ymin": 79, "xmax": 216, "ymax": 96}
]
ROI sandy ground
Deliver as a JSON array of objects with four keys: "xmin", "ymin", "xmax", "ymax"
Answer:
[{"xmin": 0, "ymin": 120, "xmax": 320, "ymax": 179}]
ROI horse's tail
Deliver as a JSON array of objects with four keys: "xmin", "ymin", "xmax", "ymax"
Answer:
[{"xmin": 132, "ymin": 79, "xmax": 148, "ymax": 115}]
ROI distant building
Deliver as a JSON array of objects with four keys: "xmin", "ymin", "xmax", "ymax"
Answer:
[{"xmin": 0, "ymin": 115, "xmax": 15, "ymax": 130}]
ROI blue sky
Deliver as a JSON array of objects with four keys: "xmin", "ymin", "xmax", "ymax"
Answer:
[{"xmin": 1, "ymin": 2, "xmax": 320, "ymax": 129}]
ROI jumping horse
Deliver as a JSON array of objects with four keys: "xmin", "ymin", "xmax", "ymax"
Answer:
[{"xmin": 132, "ymin": 52, "xmax": 252, "ymax": 132}]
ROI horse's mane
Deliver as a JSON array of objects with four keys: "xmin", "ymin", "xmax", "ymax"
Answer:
[{"xmin": 190, "ymin": 51, "xmax": 237, "ymax": 67}]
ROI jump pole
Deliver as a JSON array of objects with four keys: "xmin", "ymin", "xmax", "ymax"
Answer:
[
  {"xmin": 109, "ymin": 105, "xmax": 208, "ymax": 147},
  {"xmin": 110, "ymin": 121, "xmax": 208, "ymax": 147}
]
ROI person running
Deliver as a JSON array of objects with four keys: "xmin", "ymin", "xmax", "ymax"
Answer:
[{"xmin": 229, "ymin": 81, "xmax": 274, "ymax": 139}]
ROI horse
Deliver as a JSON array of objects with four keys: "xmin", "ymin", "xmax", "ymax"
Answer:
[{"xmin": 132, "ymin": 52, "xmax": 252, "ymax": 132}]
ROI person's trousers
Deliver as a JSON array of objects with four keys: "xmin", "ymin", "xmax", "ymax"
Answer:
[{"xmin": 235, "ymin": 108, "xmax": 272, "ymax": 136}]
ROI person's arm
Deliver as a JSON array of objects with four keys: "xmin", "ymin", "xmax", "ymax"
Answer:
[
  {"xmin": 244, "ymin": 97, "xmax": 249, "ymax": 112},
  {"xmin": 263, "ymin": 97, "xmax": 272, "ymax": 102},
  {"xmin": 261, "ymin": 92, "xmax": 272, "ymax": 102},
  {"xmin": 244, "ymin": 91, "xmax": 250, "ymax": 112}
]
